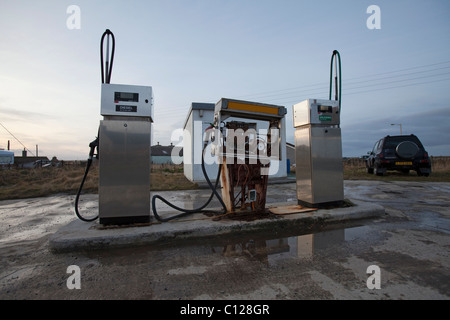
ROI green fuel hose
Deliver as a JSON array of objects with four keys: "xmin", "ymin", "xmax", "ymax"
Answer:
[{"xmin": 329, "ymin": 50, "xmax": 342, "ymax": 112}]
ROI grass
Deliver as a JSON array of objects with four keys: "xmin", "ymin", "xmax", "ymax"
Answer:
[
  {"xmin": 342, "ymin": 156, "xmax": 450, "ymax": 182},
  {"xmin": 1, "ymin": 157, "xmax": 449, "ymax": 201},
  {"xmin": 0, "ymin": 163, "xmax": 197, "ymax": 201},
  {"xmin": 150, "ymin": 164, "xmax": 198, "ymax": 191}
]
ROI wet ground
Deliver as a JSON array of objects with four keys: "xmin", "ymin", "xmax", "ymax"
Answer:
[{"xmin": 0, "ymin": 180, "xmax": 449, "ymax": 300}]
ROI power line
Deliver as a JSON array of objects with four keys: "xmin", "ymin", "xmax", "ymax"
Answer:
[
  {"xmin": 344, "ymin": 77, "xmax": 450, "ymax": 97},
  {"xmin": 344, "ymin": 66, "xmax": 450, "ymax": 87},
  {"xmin": 0, "ymin": 122, "xmax": 35, "ymax": 156},
  {"xmin": 343, "ymin": 60, "xmax": 450, "ymax": 82},
  {"xmin": 150, "ymin": 60, "xmax": 450, "ymax": 117},
  {"xmin": 344, "ymin": 71, "xmax": 450, "ymax": 92},
  {"xmin": 233, "ymin": 69, "xmax": 450, "ymax": 105},
  {"xmin": 258, "ymin": 67, "xmax": 450, "ymax": 102},
  {"xmin": 228, "ymin": 60, "xmax": 450, "ymax": 102},
  {"xmin": 273, "ymin": 77, "xmax": 450, "ymax": 106}
]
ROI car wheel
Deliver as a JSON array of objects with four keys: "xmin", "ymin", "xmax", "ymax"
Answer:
[
  {"xmin": 374, "ymin": 166, "xmax": 383, "ymax": 176},
  {"xmin": 416, "ymin": 170, "xmax": 430, "ymax": 177}
]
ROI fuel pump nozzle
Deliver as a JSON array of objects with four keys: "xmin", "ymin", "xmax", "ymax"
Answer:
[{"xmin": 88, "ymin": 136, "xmax": 99, "ymax": 160}]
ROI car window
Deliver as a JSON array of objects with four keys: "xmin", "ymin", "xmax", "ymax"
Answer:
[
  {"xmin": 384, "ymin": 139, "xmax": 398, "ymax": 149},
  {"xmin": 372, "ymin": 141, "xmax": 379, "ymax": 154},
  {"xmin": 376, "ymin": 139, "xmax": 383, "ymax": 153},
  {"xmin": 384, "ymin": 136, "xmax": 424, "ymax": 149}
]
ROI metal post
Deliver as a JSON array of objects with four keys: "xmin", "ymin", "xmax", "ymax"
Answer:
[{"xmin": 390, "ymin": 123, "xmax": 403, "ymax": 135}]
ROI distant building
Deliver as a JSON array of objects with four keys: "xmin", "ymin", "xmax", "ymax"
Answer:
[
  {"xmin": 286, "ymin": 142, "xmax": 295, "ymax": 166},
  {"xmin": 13, "ymin": 156, "xmax": 50, "ymax": 168},
  {"xmin": 286, "ymin": 142, "xmax": 295, "ymax": 174},
  {"xmin": 151, "ymin": 143, "xmax": 183, "ymax": 165},
  {"xmin": 183, "ymin": 102, "xmax": 218, "ymax": 182},
  {"xmin": 0, "ymin": 150, "xmax": 14, "ymax": 166},
  {"xmin": 11, "ymin": 149, "xmax": 50, "ymax": 168}
]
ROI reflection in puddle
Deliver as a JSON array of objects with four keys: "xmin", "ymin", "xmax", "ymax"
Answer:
[
  {"xmin": 83, "ymin": 224, "xmax": 374, "ymax": 271},
  {"xmin": 216, "ymin": 225, "xmax": 370, "ymax": 265}
]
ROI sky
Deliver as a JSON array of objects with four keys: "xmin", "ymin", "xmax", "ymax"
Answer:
[{"xmin": 0, "ymin": 0, "xmax": 449, "ymax": 160}]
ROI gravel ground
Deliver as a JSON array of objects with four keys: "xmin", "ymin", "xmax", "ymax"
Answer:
[{"xmin": 0, "ymin": 180, "xmax": 449, "ymax": 302}]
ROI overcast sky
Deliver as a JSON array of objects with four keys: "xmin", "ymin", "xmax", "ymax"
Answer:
[{"xmin": 0, "ymin": 0, "xmax": 449, "ymax": 160}]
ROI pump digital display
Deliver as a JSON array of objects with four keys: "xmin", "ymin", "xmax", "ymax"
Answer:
[
  {"xmin": 114, "ymin": 92, "xmax": 139, "ymax": 102},
  {"xmin": 318, "ymin": 105, "xmax": 333, "ymax": 113}
]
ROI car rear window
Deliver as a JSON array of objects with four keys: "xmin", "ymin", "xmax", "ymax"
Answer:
[{"xmin": 383, "ymin": 136, "xmax": 423, "ymax": 149}]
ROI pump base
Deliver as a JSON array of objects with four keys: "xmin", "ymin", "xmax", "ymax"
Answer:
[{"xmin": 99, "ymin": 215, "xmax": 150, "ymax": 226}]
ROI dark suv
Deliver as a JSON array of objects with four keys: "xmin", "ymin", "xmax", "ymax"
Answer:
[{"xmin": 366, "ymin": 134, "xmax": 431, "ymax": 176}]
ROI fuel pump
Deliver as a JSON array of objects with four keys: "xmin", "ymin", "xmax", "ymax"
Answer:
[
  {"xmin": 151, "ymin": 98, "xmax": 286, "ymax": 222},
  {"xmin": 75, "ymin": 29, "xmax": 154, "ymax": 225},
  {"xmin": 211, "ymin": 98, "xmax": 287, "ymax": 214},
  {"xmin": 292, "ymin": 50, "xmax": 344, "ymax": 207},
  {"xmin": 98, "ymin": 84, "xmax": 153, "ymax": 225}
]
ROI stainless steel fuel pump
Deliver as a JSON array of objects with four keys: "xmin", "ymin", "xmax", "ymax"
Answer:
[
  {"xmin": 292, "ymin": 50, "xmax": 344, "ymax": 208},
  {"xmin": 75, "ymin": 29, "xmax": 153, "ymax": 225},
  {"xmin": 98, "ymin": 84, "xmax": 153, "ymax": 225}
]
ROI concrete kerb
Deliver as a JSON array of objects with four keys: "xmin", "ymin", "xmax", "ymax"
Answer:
[{"xmin": 49, "ymin": 199, "xmax": 385, "ymax": 253}]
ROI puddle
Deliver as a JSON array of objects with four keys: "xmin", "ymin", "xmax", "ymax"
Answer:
[
  {"xmin": 84, "ymin": 224, "xmax": 376, "ymax": 268},
  {"xmin": 344, "ymin": 225, "xmax": 372, "ymax": 241},
  {"xmin": 412, "ymin": 211, "xmax": 450, "ymax": 235},
  {"xmin": 208, "ymin": 225, "xmax": 373, "ymax": 265}
]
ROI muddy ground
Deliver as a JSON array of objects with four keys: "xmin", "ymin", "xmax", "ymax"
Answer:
[{"xmin": 0, "ymin": 180, "xmax": 449, "ymax": 302}]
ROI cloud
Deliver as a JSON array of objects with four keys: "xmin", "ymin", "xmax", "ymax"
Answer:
[
  {"xmin": 0, "ymin": 106, "xmax": 57, "ymax": 123},
  {"xmin": 342, "ymin": 107, "xmax": 450, "ymax": 156}
]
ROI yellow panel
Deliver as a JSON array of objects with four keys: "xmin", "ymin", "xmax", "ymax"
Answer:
[{"xmin": 227, "ymin": 101, "xmax": 279, "ymax": 115}]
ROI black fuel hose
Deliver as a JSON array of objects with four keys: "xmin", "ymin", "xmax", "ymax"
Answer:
[
  {"xmin": 152, "ymin": 142, "xmax": 227, "ymax": 222},
  {"xmin": 74, "ymin": 137, "xmax": 99, "ymax": 222},
  {"xmin": 100, "ymin": 29, "xmax": 115, "ymax": 84},
  {"xmin": 75, "ymin": 29, "xmax": 115, "ymax": 222}
]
